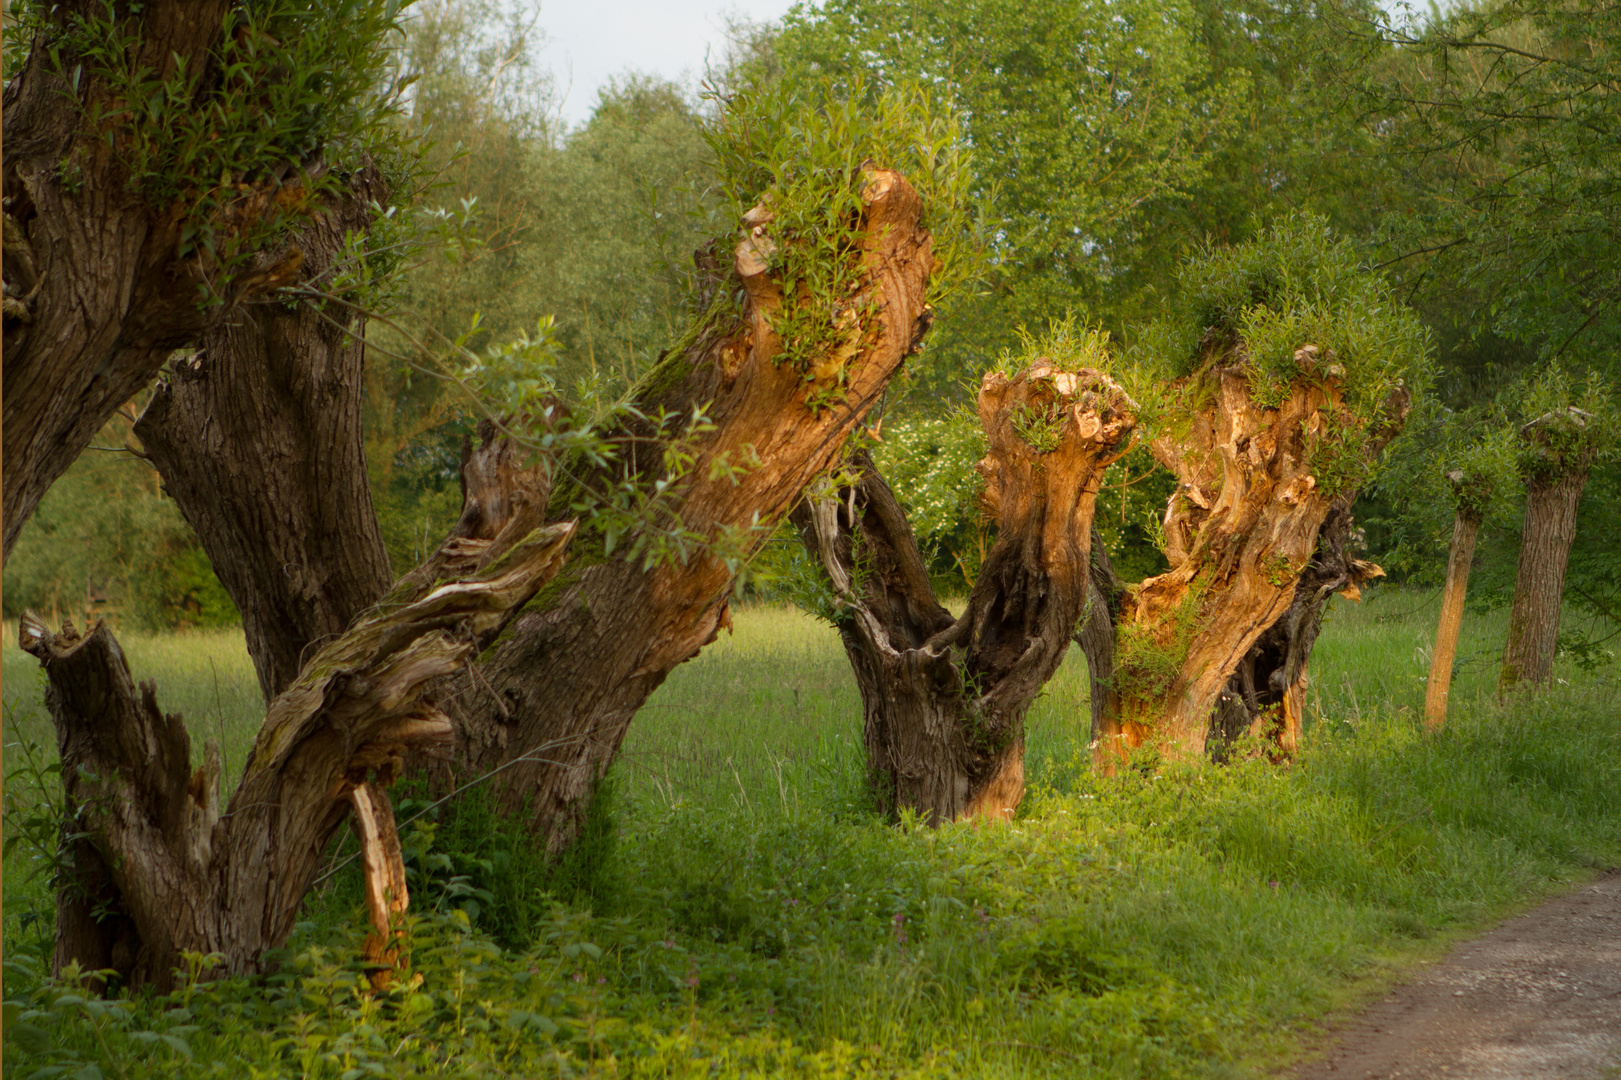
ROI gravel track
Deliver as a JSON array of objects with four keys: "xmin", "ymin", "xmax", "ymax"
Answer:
[{"xmin": 1296, "ymin": 871, "xmax": 1621, "ymax": 1080}]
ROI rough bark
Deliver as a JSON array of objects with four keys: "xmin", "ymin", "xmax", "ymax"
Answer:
[
  {"xmin": 1094, "ymin": 347, "xmax": 1407, "ymax": 766},
  {"xmin": 1077, "ymin": 526, "xmax": 1123, "ymax": 752},
  {"xmin": 1425, "ymin": 504, "xmax": 1483, "ymax": 728},
  {"xmin": 797, "ymin": 365, "xmax": 1137, "ymax": 822},
  {"xmin": 1498, "ymin": 407, "xmax": 1600, "ymax": 692},
  {"xmin": 20, "ymin": 521, "xmax": 574, "ymax": 990},
  {"xmin": 447, "ymin": 169, "xmax": 938, "ymax": 851},
  {"xmin": 2, "ymin": 4, "xmax": 308, "ymax": 556},
  {"xmin": 1499, "ymin": 471, "xmax": 1588, "ymax": 692},
  {"xmin": 1203, "ymin": 492, "xmax": 1384, "ymax": 760},
  {"xmin": 134, "ymin": 167, "xmax": 395, "ymax": 701}
]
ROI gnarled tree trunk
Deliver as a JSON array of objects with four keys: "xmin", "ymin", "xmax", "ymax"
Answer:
[
  {"xmin": 1202, "ymin": 491, "xmax": 1384, "ymax": 759},
  {"xmin": 21, "ymin": 521, "xmax": 574, "ymax": 990},
  {"xmin": 1093, "ymin": 350, "xmax": 1406, "ymax": 766},
  {"xmin": 2, "ymin": 3, "xmax": 308, "ymax": 557},
  {"xmin": 797, "ymin": 364, "xmax": 1136, "ymax": 822},
  {"xmin": 134, "ymin": 168, "xmax": 396, "ymax": 701},
  {"xmin": 447, "ymin": 169, "xmax": 939, "ymax": 851},
  {"xmin": 86, "ymin": 166, "xmax": 937, "ymax": 858}
]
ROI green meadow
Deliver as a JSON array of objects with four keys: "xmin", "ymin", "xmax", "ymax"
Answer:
[{"xmin": 4, "ymin": 589, "xmax": 1619, "ymax": 1078}]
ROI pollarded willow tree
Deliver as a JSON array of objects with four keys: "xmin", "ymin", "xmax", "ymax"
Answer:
[
  {"xmin": 1498, "ymin": 366, "xmax": 1617, "ymax": 693},
  {"xmin": 23, "ymin": 75, "xmax": 975, "ymax": 984},
  {"xmin": 795, "ymin": 219, "xmax": 1427, "ymax": 812},
  {"xmin": 792, "ymin": 326, "xmax": 1137, "ymax": 823},
  {"xmin": 1424, "ymin": 462, "xmax": 1497, "ymax": 728},
  {"xmin": 1090, "ymin": 219, "xmax": 1424, "ymax": 763}
]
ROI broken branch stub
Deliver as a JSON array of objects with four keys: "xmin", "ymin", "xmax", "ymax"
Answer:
[
  {"xmin": 799, "ymin": 363, "xmax": 1136, "ymax": 823},
  {"xmin": 20, "ymin": 521, "xmax": 575, "ymax": 990},
  {"xmin": 1097, "ymin": 351, "xmax": 1407, "ymax": 766}
]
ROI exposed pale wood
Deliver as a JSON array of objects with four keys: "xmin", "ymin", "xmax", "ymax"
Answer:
[
  {"xmin": 1095, "ymin": 348, "xmax": 1407, "ymax": 766},
  {"xmin": 1426, "ymin": 504, "xmax": 1482, "ymax": 728},
  {"xmin": 346, "ymin": 780, "xmax": 410, "ymax": 986},
  {"xmin": 20, "ymin": 521, "xmax": 573, "ymax": 990}
]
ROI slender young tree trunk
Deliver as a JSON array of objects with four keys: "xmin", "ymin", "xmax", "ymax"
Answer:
[
  {"xmin": 1, "ymin": 4, "xmax": 306, "ymax": 557},
  {"xmin": 20, "ymin": 522, "xmax": 574, "ymax": 990},
  {"xmin": 1077, "ymin": 527, "xmax": 1123, "ymax": 753},
  {"xmin": 1499, "ymin": 470, "xmax": 1588, "ymax": 692},
  {"xmin": 1095, "ymin": 352, "xmax": 1406, "ymax": 767},
  {"xmin": 799, "ymin": 365, "xmax": 1137, "ymax": 822},
  {"xmin": 135, "ymin": 168, "xmax": 395, "ymax": 701},
  {"xmin": 1426, "ymin": 508, "xmax": 1482, "ymax": 727}
]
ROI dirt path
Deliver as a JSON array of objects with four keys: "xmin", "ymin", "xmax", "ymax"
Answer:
[{"xmin": 1296, "ymin": 871, "xmax": 1621, "ymax": 1080}]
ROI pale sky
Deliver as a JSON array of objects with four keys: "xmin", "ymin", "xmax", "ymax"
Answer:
[{"xmin": 535, "ymin": 0, "xmax": 801, "ymax": 127}]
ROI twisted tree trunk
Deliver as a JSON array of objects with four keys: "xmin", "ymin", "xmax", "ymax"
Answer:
[
  {"xmin": 1093, "ymin": 348, "xmax": 1406, "ymax": 766},
  {"xmin": 447, "ymin": 169, "xmax": 939, "ymax": 851},
  {"xmin": 2, "ymin": 3, "xmax": 309, "ymax": 556},
  {"xmin": 1426, "ymin": 493, "xmax": 1483, "ymax": 728},
  {"xmin": 798, "ymin": 365, "xmax": 1136, "ymax": 822},
  {"xmin": 72, "ymin": 168, "xmax": 936, "ymax": 863},
  {"xmin": 20, "ymin": 522, "xmax": 574, "ymax": 990},
  {"xmin": 1202, "ymin": 492, "xmax": 1384, "ymax": 760},
  {"xmin": 135, "ymin": 167, "xmax": 396, "ymax": 701}
]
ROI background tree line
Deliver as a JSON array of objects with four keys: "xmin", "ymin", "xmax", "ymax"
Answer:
[{"xmin": 9, "ymin": 0, "xmax": 1613, "ymax": 663}]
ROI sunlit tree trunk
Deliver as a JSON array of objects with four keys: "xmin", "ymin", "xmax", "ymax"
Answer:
[
  {"xmin": 405, "ymin": 170, "xmax": 932, "ymax": 851},
  {"xmin": 1425, "ymin": 499, "xmax": 1482, "ymax": 728},
  {"xmin": 1094, "ymin": 352, "xmax": 1406, "ymax": 767},
  {"xmin": 798, "ymin": 366, "xmax": 1136, "ymax": 822}
]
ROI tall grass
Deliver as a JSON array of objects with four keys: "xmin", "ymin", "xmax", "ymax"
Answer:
[{"xmin": 3, "ymin": 590, "xmax": 1617, "ymax": 1078}]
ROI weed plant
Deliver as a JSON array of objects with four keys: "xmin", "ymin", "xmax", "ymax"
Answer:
[{"xmin": 3, "ymin": 592, "xmax": 1617, "ymax": 1078}]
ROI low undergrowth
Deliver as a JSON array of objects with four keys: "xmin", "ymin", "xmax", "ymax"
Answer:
[{"xmin": 4, "ymin": 600, "xmax": 1619, "ymax": 1078}]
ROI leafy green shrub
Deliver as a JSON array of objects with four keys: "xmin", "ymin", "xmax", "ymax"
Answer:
[
  {"xmin": 1128, "ymin": 214, "xmax": 1432, "ymax": 495},
  {"xmin": 702, "ymin": 72, "xmax": 983, "ymax": 396},
  {"xmin": 3, "ymin": 450, "xmax": 238, "ymax": 631}
]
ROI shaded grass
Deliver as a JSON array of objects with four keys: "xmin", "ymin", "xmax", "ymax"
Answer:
[{"xmin": 3, "ymin": 589, "xmax": 1618, "ymax": 1078}]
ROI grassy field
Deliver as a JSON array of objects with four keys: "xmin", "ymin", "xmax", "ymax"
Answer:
[{"xmin": 4, "ymin": 589, "xmax": 1619, "ymax": 1078}]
